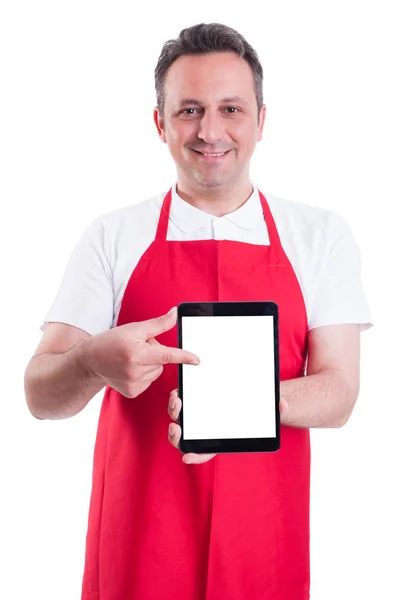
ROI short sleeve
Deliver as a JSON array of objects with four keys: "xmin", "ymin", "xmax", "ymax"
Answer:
[
  {"xmin": 41, "ymin": 217, "xmax": 114, "ymax": 336},
  {"xmin": 309, "ymin": 212, "xmax": 373, "ymax": 331}
]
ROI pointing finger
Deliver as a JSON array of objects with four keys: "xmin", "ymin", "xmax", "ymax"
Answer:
[
  {"xmin": 138, "ymin": 307, "xmax": 177, "ymax": 339},
  {"xmin": 140, "ymin": 343, "xmax": 200, "ymax": 366}
]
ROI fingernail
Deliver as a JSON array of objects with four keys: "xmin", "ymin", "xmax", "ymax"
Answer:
[
  {"xmin": 169, "ymin": 400, "xmax": 176, "ymax": 410},
  {"xmin": 168, "ymin": 424, "xmax": 175, "ymax": 436}
]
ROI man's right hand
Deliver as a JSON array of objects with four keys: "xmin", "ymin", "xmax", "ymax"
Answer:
[{"xmin": 80, "ymin": 307, "xmax": 200, "ymax": 398}]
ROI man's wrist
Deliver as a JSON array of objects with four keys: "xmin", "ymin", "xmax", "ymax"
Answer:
[{"xmin": 75, "ymin": 336, "xmax": 103, "ymax": 386}]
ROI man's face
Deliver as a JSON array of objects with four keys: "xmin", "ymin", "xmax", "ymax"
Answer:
[{"xmin": 154, "ymin": 52, "xmax": 266, "ymax": 191}]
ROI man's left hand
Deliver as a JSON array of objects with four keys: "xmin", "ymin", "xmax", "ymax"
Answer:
[{"xmin": 167, "ymin": 388, "xmax": 289, "ymax": 464}]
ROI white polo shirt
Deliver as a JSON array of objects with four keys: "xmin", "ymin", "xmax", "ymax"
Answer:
[{"xmin": 41, "ymin": 183, "xmax": 373, "ymax": 335}]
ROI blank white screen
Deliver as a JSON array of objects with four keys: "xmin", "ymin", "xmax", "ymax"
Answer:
[{"xmin": 181, "ymin": 315, "xmax": 276, "ymax": 439}]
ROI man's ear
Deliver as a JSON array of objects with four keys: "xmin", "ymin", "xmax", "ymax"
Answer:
[
  {"xmin": 257, "ymin": 104, "xmax": 266, "ymax": 142},
  {"xmin": 154, "ymin": 108, "xmax": 167, "ymax": 143}
]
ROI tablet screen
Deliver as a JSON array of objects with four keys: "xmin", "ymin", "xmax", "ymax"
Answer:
[{"xmin": 181, "ymin": 314, "xmax": 276, "ymax": 440}]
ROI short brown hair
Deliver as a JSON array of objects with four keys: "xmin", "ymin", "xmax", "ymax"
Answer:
[{"xmin": 155, "ymin": 23, "xmax": 264, "ymax": 119}]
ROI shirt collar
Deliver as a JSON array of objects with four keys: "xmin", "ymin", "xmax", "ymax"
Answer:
[{"xmin": 168, "ymin": 181, "xmax": 264, "ymax": 233}]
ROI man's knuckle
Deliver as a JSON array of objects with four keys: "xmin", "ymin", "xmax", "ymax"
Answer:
[
  {"xmin": 128, "ymin": 360, "xmax": 142, "ymax": 379},
  {"xmin": 160, "ymin": 351, "xmax": 171, "ymax": 365}
]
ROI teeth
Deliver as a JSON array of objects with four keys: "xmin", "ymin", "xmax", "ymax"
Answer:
[{"xmin": 202, "ymin": 152, "xmax": 225, "ymax": 157}]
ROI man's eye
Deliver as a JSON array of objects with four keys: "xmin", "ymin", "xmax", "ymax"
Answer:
[
  {"xmin": 225, "ymin": 107, "xmax": 239, "ymax": 113},
  {"xmin": 181, "ymin": 108, "xmax": 198, "ymax": 115}
]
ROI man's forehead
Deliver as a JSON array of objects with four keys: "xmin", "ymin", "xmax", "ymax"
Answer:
[
  {"xmin": 165, "ymin": 53, "xmax": 254, "ymax": 87},
  {"xmin": 163, "ymin": 53, "xmax": 257, "ymax": 110}
]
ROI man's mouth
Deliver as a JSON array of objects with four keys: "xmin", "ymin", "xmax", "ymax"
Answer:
[{"xmin": 191, "ymin": 149, "xmax": 232, "ymax": 160}]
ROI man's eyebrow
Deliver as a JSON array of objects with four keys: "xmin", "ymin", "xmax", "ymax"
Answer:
[
  {"xmin": 220, "ymin": 96, "xmax": 248, "ymax": 104},
  {"xmin": 177, "ymin": 99, "xmax": 202, "ymax": 107},
  {"xmin": 177, "ymin": 96, "xmax": 248, "ymax": 107}
]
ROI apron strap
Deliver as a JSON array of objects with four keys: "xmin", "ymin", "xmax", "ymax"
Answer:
[
  {"xmin": 258, "ymin": 191, "xmax": 283, "ymax": 248},
  {"xmin": 155, "ymin": 189, "xmax": 173, "ymax": 242}
]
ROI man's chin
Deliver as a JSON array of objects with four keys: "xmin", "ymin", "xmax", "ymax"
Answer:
[{"xmin": 191, "ymin": 171, "xmax": 231, "ymax": 189}]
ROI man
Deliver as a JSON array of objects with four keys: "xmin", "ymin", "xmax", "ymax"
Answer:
[{"xmin": 24, "ymin": 22, "xmax": 372, "ymax": 600}]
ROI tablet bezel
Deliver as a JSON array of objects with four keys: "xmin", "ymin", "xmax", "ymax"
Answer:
[{"xmin": 177, "ymin": 301, "xmax": 280, "ymax": 454}]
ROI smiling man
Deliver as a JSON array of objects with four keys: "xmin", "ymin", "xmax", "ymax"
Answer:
[
  {"xmin": 154, "ymin": 51, "xmax": 265, "ymax": 215},
  {"xmin": 25, "ymin": 22, "xmax": 372, "ymax": 600}
]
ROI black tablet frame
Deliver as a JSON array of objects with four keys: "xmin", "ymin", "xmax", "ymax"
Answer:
[{"xmin": 177, "ymin": 301, "xmax": 280, "ymax": 454}]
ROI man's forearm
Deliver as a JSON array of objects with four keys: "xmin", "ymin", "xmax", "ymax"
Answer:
[
  {"xmin": 280, "ymin": 368, "xmax": 359, "ymax": 428},
  {"xmin": 24, "ymin": 340, "xmax": 105, "ymax": 420}
]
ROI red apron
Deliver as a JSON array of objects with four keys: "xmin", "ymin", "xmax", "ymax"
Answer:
[{"xmin": 81, "ymin": 188, "xmax": 310, "ymax": 600}]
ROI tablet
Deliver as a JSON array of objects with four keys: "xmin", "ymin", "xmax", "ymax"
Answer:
[{"xmin": 177, "ymin": 301, "xmax": 280, "ymax": 454}]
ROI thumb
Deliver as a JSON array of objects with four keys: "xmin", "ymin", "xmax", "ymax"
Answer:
[
  {"xmin": 139, "ymin": 307, "xmax": 177, "ymax": 339},
  {"xmin": 279, "ymin": 398, "xmax": 289, "ymax": 414}
]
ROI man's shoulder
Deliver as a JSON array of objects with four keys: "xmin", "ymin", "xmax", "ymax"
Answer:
[
  {"xmin": 265, "ymin": 190, "xmax": 332, "ymax": 222},
  {"xmin": 95, "ymin": 191, "xmax": 165, "ymax": 231},
  {"xmin": 264, "ymin": 190, "xmax": 348, "ymax": 238}
]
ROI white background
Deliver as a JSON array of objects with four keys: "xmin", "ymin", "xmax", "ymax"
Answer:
[{"xmin": 0, "ymin": 1, "xmax": 396, "ymax": 598}]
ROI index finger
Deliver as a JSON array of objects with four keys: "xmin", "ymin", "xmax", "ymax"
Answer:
[{"xmin": 140, "ymin": 343, "xmax": 200, "ymax": 366}]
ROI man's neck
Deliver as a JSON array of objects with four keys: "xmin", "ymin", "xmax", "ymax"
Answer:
[{"xmin": 176, "ymin": 180, "xmax": 254, "ymax": 217}]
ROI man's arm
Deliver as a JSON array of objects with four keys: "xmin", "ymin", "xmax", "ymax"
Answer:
[
  {"xmin": 24, "ymin": 323, "xmax": 104, "ymax": 420},
  {"xmin": 24, "ymin": 308, "xmax": 200, "ymax": 421},
  {"xmin": 280, "ymin": 323, "xmax": 360, "ymax": 428}
]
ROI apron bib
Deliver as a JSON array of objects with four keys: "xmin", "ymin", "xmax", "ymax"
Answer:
[{"xmin": 81, "ymin": 189, "xmax": 310, "ymax": 600}]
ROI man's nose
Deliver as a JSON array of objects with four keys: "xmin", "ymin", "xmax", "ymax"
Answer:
[{"xmin": 197, "ymin": 111, "xmax": 225, "ymax": 144}]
